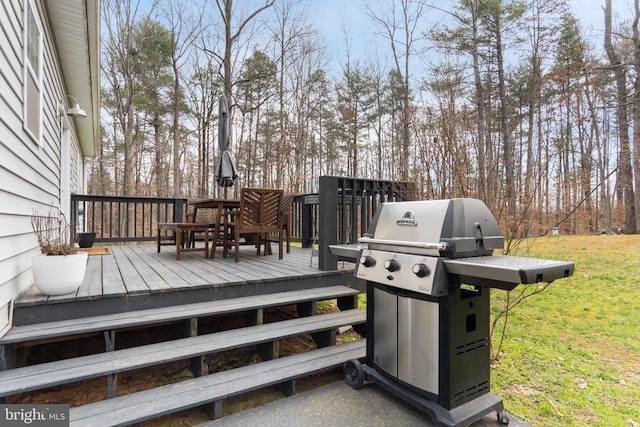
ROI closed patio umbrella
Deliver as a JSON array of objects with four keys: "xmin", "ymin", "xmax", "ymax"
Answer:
[{"xmin": 215, "ymin": 95, "xmax": 238, "ymax": 198}]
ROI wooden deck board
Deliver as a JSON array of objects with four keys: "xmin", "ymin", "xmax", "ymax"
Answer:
[
  {"xmin": 12, "ymin": 244, "xmax": 360, "ymax": 325},
  {"xmin": 119, "ymin": 246, "xmax": 175, "ymax": 292},
  {"xmin": 111, "ymin": 246, "xmax": 150, "ymax": 294},
  {"xmin": 76, "ymin": 255, "xmax": 103, "ymax": 300},
  {"xmin": 129, "ymin": 245, "xmax": 205, "ymax": 288},
  {"xmin": 101, "ymin": 251, "xmax": 126, "ymax": 298},
  {"xmin": 144, "ymin": 247, "xmax": 221, "ymax": 287},
  {"xmin": 16, "ymin": 285, "xmax": 49, "ymax": 306}
]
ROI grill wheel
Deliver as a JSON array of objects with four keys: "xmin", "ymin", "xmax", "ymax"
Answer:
[
  {"xmin": 343, "ymin": 359, "xmax": 364, "ymax": 389},
  {"xmin": 497, "ymin": 410, "xmax": 510, "ymax": 424}
]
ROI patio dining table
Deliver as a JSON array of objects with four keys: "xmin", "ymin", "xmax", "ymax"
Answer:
[
  {"xmin": 190, "ymin": 198, "xmax": 240, "ymax": 216},
  {"xmin": 190, "ymin": 198, "xmax": 240, "ymax": 258}
]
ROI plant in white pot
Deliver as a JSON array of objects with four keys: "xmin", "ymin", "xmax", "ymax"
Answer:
[{"xmin": 31, "ymin": 207, "xmax": 88, "ymax": 296}]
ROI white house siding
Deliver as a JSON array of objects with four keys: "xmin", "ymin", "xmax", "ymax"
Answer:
[{"xmin": 0, "ymin": 0, "xmax": 87, "ymax": 337}]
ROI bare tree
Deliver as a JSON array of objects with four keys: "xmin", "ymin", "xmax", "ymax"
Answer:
[
  {"xmin": 102, "ymin": 0, "xmax": 151, "ymax": 196},
  {"xmin": 631, "ymin": 0, "xmax": 640, "ymax": 231},
  {"xmin": 213, "ymin": 0, "xmax": 276, "ymax": 105},
  {"xmin": 473, "ymin": 0, "xmax": 526, "ymax": 237},
  {"xmin": 156, "ymin": 0, "xmax": 205, "ymax": 196},
  {"xmin": 430, "ymin": 0, "xmax": 492, "ymax": 201},
  {"xmin": 268, "ymin": 0, "xmax": 317, "ymax": 189},
  {"xmin": 364, "ymin": 0, "xmax": 428, "ymax": 181},
  {"xmin": 604, "ymin": 0, "xmax": 636, "ymax": 233},
  {"xmin": 185, "ymin": 57, "xmax": 223, "ymax": 197}
]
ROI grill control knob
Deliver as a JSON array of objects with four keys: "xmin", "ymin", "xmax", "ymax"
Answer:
[
  {"xmin": 384, "ymin": 259, "xmax": 400, "ymax": 272},
  {"xmin": 360, "ymin": 255, "xmax": 375, "ymax": 268},
  {"xmin": 412, "ymin": 263, "xmax": 431, "ymax": 278}
]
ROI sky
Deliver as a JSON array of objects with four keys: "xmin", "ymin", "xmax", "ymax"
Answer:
[
  {"xmin": 130, "ymin": 0, "xmax": 635, "ymax": 82},
  {"xmin": 311, "ymin": 0, "xmax": 631, "ymax": 33},
  {"xmin": 308, "ymin": 0, "xmax": 633, "ymax": 74}
]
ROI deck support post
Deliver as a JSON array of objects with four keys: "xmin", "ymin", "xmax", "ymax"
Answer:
[
  {"xmin": 204, "ymin": 400, "xmax": 223, "ymax": 419},
  {"xmin": 258, "ymin": 340, "xmax": 279, "ymax": 361},
  {"xmin": 337, "ymin": 294, "xmax": 357, "ymax": 310},
  {"xmin": 338, "ymin": 294, "xmax": 366, "ymax": 336},
  {"xmin": 297, "ymin": 301, "xmax": 316, "ymax": 317},
  {"xmin": 311, "ymin": 329, "xmax": 336, "ymax": 348},
  {"xmin": 280, "ymin": 379, "xmax": 296, "ymax": 396},
  {"xmin": 184, "ymin": 318, "xmax": 207, "ymax": 377},
  {"xmin": 104, "ymin": 330, "xmax": 118, "ymax": 398},
  {"xmin": 250, "ymin": 308, "xmax": 278, "ymax": 360},
  {"xmin": 0, "ymin": 344, "xmax": 16, "ymax": 371},
  {"xmin": 246, "ymin": 308, "xmax": 263, "ymax": 326}
]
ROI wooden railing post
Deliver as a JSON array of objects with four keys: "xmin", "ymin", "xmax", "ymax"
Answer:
[
  {"xmin": 301, "ymin": 197, "xmax": 313, "ymax": 248},
  {"xmin": 319, "ymin": 176, "xmax": 338, "ymax": 271},
  {"xmin": 174, "ymin": 199, "xmax": 185, "ymax": 222},
  {"xmin": 316, "ymin": 176, "xmax": 416, "ymax": 271}
]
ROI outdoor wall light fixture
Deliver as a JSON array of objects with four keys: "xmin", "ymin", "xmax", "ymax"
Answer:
[{"xmin": 59, "ymin": 95, "xmax": 87, "ymax": 118}]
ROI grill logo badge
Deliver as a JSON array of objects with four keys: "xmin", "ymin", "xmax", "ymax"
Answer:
[{"xmin": 396, "ymin": 210, "xmax": 418, "ymax": 226}]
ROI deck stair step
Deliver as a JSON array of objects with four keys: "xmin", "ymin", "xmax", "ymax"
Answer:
[
  {"xmin": 0, "ymin": 309, "xmax": 365, "ymax": 398},
  {"xmin": 69, "ymin": 339, "xmax": 366, "ymax": 427},
  {"xmin": 0, "ymin": 286, "xmax": 366, "ymax": 426},
  {"xmin": 0, "ymin": 285, "xmax": 365, "ymax": 425},
  {"xmin": 0, "ymin": 285, "xmax": 359, "ymax": 346}
]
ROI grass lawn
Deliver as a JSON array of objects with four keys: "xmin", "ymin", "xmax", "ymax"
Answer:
[{"xmin": 491, "ymin": 234, "xmax": 640, "ymax": 426}]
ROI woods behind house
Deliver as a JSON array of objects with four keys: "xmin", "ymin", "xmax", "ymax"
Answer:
[{"xmin": 95, "ymin": 0, "xmax": 639, "ymax": 239}]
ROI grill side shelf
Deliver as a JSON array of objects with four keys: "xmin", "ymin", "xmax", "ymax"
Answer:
[
  {"xmin": 328, "ymin": 244, "xmax": 367, "ymax": 261},
  {"xmin": 443, "ymin": 255, "xmax": 575, "ymax": 289}
]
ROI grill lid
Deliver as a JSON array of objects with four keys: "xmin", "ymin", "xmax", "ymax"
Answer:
[{"xmin": 361, "ymin": 198, "xmax": 504, "ymax": 258}]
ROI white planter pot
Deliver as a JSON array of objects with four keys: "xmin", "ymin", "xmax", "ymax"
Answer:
[{"xmin": 31, "ymin": 252, "xmax": 88, "ymax": 296}]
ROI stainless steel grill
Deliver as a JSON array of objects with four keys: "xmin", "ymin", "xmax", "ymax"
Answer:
[{"xmin": 334, "ymin": 198, "xmax": 574, "ymax": 427}]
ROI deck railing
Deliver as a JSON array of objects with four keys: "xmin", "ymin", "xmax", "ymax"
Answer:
[
  {"xmin": 71, "ymin": 176, "xmax": 415, "ymax": 268},
  {"xmin": 315, "ymin": 176, "xmax": 416, "ymax": 270},
  {"xmin": 70, "ymin": 195, "xmax": 187, "ymax": 243}
]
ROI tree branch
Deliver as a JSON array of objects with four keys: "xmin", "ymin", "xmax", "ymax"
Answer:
[{"xmin": 231, "ymin": 1, "xmax": 276, "ymax": 44}]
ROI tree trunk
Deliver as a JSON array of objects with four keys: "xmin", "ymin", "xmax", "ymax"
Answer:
[
  {"xmin": 217, "ymin": 0, "xmax": 275, "ymax": 112},
  {"xmin": 605, "ymin": 0, "xmax": 636, "ymax": 233},
  {"xmin": 153, "ymin": 115, "xmax": 164, "ymax": 197},
  {"xmin": 632, "ymin": 0, "xmax": 640, "ymax": 230},
  {"xmin": 172, "ymin": 56, "xmax": 182, "ymax": 197},
  {"xmin": 470, "ymin": 0, "xmax": 487, "ymax": 202},
  {"xmin": 495, "ymin": 12, "xmax": 516, "ymax": 233},
  {"xmin": 123, "ymin": 101, "xmax": 136, "ymax": 197}
]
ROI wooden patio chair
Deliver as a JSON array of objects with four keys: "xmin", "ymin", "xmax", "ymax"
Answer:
[
  {"xmin": 225, "ymin": 188, "xmax": 284, "ymax": 262},
  {"xmin": 184, "ymin": 199, "xmax": 217, "ymax": 248},
  {"xmin": 262, "ymin": 194, "xmax": 293, "ymax": 256},
  {"xmin": 157, "ymin": 222, "xmax": 209, "ymax": 260}
]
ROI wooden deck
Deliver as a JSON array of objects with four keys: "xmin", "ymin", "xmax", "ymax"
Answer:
[{"xmin": 13, "ymin": 244, "xmax": 361, "ymax": 326}]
